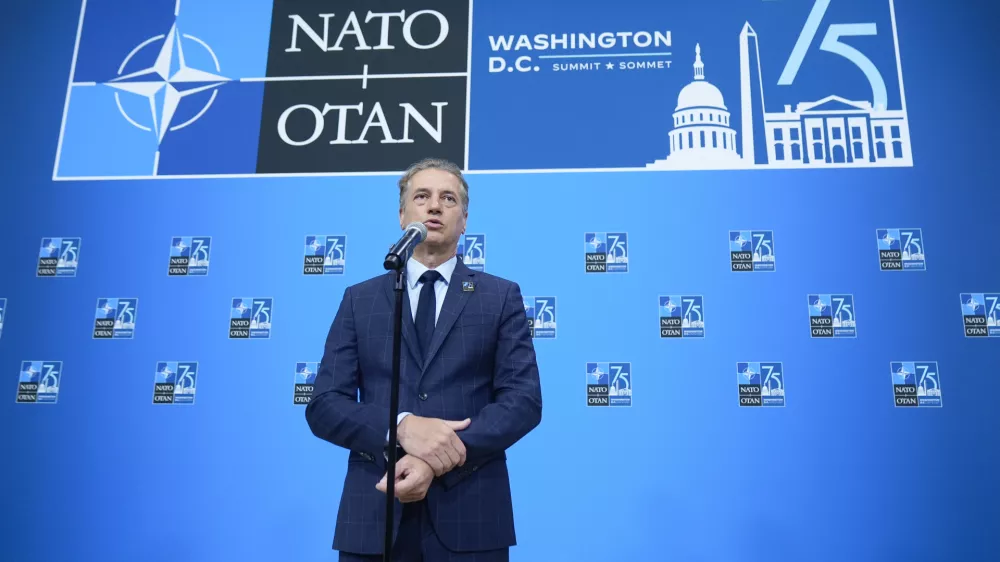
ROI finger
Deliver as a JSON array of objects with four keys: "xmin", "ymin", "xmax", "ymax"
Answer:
[
  {"xmin": 449, "ymin": 433, "xmax": 467, "ymax": 466},
  {"xmin": 420, "ymin": 451, "xmax": 441, "ymax": 477},
  {"xmin": 376, "ymin": 473, "xmax": 388, "ymax": 493},
  {"xmin": 395, "ymin": 476, "xmax": 415, "ymax": 496},
  {"xmin": 444, "ymin": 418, "xmax": 471, "ymax": 431},
  {"xmin": 430, "ymin": 452, "xmax": 448, "ymax": 477},
  {"xmin": 440, "ymin": 441, "xmax": 461, "ymax": 469},
  {"xmin": 433, "ymin": 451, "xmax": 449, "ymax": 477},
  {"xmin": 398, "ymin": 480, "xmax": 427, "ymax": 502}
]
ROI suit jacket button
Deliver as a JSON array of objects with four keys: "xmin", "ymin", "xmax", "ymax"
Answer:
[{"xmin": 419, "ymin": 393, "xmax": 428, "ymax": 401}]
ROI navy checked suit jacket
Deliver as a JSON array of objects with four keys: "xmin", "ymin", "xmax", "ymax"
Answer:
[{"xmin": 305, "ymin": 259, "xmax": 543, "ymax": 555}]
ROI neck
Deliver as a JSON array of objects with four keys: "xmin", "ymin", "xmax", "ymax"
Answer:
[{"xmin": 412, "ymin": 245, "xmax": 455, "ymax": 270}]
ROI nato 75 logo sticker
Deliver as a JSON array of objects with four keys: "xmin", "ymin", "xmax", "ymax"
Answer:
[
  {"xmin": 303, "ymin": 235, "xmax": 346, "ymax": 275},
  {"xmin": 169, "ymin": 236, "xmax": 211, "ymax": 276},
  {"xmin": 524, "ymin": 296, "xmax": 556, "ymax": 339},
  {"xmin": 658, "ymin": 295, "xmax": 704, "ymax": 338},
  {"xmin": 730, "ymin": 231, "xmax": 774, "ymax": 272},
  {"xmin": 17, "ymin": 361, "xmax": 62, "ymax": 404},
  {"xmin": 584, "ymin": 232, "xmax": 628, "ymax": 273},
  {"xmin": 960, "ymin": 293, "xmax": 1000, "ymax": 337},
  {"xmin": 230, "ymin": 298, "xmax": 273, "ymax": 339},
  {"xmin": 586, "ymin": 362, "xmax": 631, "ymax": 406},
  {"xmin": 294, "ymin": 362, "xmax": 318, "ymax": 405},
  {"xmin": 37, "ymin": 238, "xmax": 81, "ymax": 277},
  {"xmin": 458, "ymin": 234, "xmax": 486, "ymax": 272},
  {"xmin": 93, "ymin": 298, "xmax": 138, "ymax": 339},
  {"xmin": 890, "ymin": 361, "xmax": 941, "ymax": 407},
  {"xmin": 876, "ymin": 229, "xmax": 925, "ymax": 271},
  {"xmin": 807, "ymin": 294, "xmax": 856, "ymax": 338},
  {"xmin": 737, "ymin": 362, "xmax": 784, "ymax": 407},
  {"xmin": 153, "ymin": 362, "xmax": 198, "ymax": 405}
]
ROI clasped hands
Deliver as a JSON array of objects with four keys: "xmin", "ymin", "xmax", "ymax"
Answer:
[{"xmin": 375, "ymin": 415, "xmax": 470, "ymax": 503}]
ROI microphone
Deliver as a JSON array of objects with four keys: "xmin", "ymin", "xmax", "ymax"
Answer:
[{"xmin": 383, "ymin": 221, "xmax": 428, "ymax": 271}]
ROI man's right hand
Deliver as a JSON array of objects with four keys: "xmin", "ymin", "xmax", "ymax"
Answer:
[{"xmin": 397, "ymin": 415, "xmax": 471, "ymax": 476}]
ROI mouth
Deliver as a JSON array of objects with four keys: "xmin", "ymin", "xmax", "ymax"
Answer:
[{"xmin": 423, "ymin": 219, "xmax": 444, "ymax": 230}]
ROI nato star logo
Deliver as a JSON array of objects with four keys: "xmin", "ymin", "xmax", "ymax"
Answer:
[{"xmin": 105, "ymin": 22, "xmax": 230, "ymax": 146}]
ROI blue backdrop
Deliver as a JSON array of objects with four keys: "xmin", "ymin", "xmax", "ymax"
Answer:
[{"xmin": 2, "ymin": 0, "xmax": 999, "ymax": 560}]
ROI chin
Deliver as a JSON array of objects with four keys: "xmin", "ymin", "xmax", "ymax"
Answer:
[{"xmin": 424, "ymin": 234, "xmax": 457, "ymax": 251}]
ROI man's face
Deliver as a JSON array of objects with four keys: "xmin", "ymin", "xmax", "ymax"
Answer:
[{"xmin": 399, "ymin": 168, "xmax": 467, "ymax": 251}]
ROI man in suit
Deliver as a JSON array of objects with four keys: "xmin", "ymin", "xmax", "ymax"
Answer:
[{"xmin": 305, "ymin": 158, "xmax": 543, "ymax": 562}]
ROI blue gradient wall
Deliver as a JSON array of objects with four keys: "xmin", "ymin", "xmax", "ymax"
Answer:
[{"xmin": 1, "ymin": 1, "xmax": 998, "ymax": 561}]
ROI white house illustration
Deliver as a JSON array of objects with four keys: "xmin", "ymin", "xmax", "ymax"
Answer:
[
  {"xmin": 760, "ymin": 95, "xmax": 910, "ymax": 167},
  {"xmin": 647, "ymin": 22, "xmax": 912, "ymax": 170}
]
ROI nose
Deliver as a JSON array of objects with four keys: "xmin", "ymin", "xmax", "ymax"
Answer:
[{"xmin": 427, "ymin": 194, "xmax": 442, "ymax": 213}]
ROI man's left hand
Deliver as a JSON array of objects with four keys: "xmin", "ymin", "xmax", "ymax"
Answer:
[{"xmin": 376, "ymin": 455, "xmax": 435, "ymax": 503}]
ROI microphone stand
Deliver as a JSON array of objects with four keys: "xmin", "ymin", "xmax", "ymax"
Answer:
[
  {"xmin": 383, "ymin": 252, "xmax": 407, "ymax": 562},
  {"xmin": 380, "ymin": 224, "xmax": 424, "ymax": 562}
]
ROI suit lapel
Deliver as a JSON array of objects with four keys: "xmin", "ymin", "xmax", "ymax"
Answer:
[
  {"xmin": 420, "ymin": 260, "xmax": 475, "ymax": 376},
  {"xmin": 380, "ymin": 272, "xmax": 423, "ymax": 368}
]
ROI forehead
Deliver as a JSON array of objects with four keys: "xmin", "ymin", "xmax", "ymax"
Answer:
[{"xmin": 409, "ymin": 168, "xmax": 460, "ymax": 191}]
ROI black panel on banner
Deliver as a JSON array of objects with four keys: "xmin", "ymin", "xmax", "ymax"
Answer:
[
  {"xmin": 257, "ymin": 0, "xmax": 470, "ymax": 173},
  {"xmin": 265, "ymin": 0, "xmax": 469, "ymax": 76},
  {"xmin": 256, "ymin": 77, "xmax": 467, "ymax": 173}
]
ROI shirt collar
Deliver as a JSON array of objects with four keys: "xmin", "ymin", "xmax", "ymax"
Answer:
[{"xmin": 406, "ymin": 254, "xmax": 458, "ymax": 289}]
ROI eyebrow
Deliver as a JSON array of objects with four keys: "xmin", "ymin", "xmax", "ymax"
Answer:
[{"xmin": 412, "ymin": 187, "xmax": 456, "ymax": 196}]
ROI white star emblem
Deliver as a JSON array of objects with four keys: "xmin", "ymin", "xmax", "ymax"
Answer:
[{"xmin": 106, "ymin": 23, "xmax": 229, "ymax": 144}]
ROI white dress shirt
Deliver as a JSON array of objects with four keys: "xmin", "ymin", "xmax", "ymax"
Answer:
[
  {"xmin": 388, "ymin": 254, "xmax": 458, "ymax": 444},
  {"xmin": 405, "ymin": 254, "xmax": 457, "ymax": 324}
]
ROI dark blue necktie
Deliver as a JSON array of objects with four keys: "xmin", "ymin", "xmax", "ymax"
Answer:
[{"xmin": 415, "ymin": 270, "xmax": 442, "ymax": 357}]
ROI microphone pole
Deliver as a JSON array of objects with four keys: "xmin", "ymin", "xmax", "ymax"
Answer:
[{"xmin": 382, "ymin": 222, "xmax": 426, "ymax": 562}]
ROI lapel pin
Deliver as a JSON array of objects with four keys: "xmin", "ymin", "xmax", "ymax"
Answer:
[{"xmin": 462, "ymin": 281, "xmax": 475, "ymax": 292}]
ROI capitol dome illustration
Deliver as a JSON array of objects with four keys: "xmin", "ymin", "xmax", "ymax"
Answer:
[{"xmin": 647, "ymin": 43, "xmax": 742, "ymax": 170}]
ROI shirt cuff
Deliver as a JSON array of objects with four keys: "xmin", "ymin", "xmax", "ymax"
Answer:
[{"xmin": 385, "ymin": 411, "xmax": 412, "ymax": 444}]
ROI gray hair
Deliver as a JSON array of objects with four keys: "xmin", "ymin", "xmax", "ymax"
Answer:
[{"xmin": 397, "ymin": 158, "xmax": 469, "ymax": 212}]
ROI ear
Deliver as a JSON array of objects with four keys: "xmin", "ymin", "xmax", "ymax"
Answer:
[{"xmin": 399, "ymin": 207, "xmax": 405, "ymax": 230}]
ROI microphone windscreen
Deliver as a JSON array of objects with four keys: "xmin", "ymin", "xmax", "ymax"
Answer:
[{"xmin": 407, "ymin": 221, "xmax": 428, "ymax": 241}]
